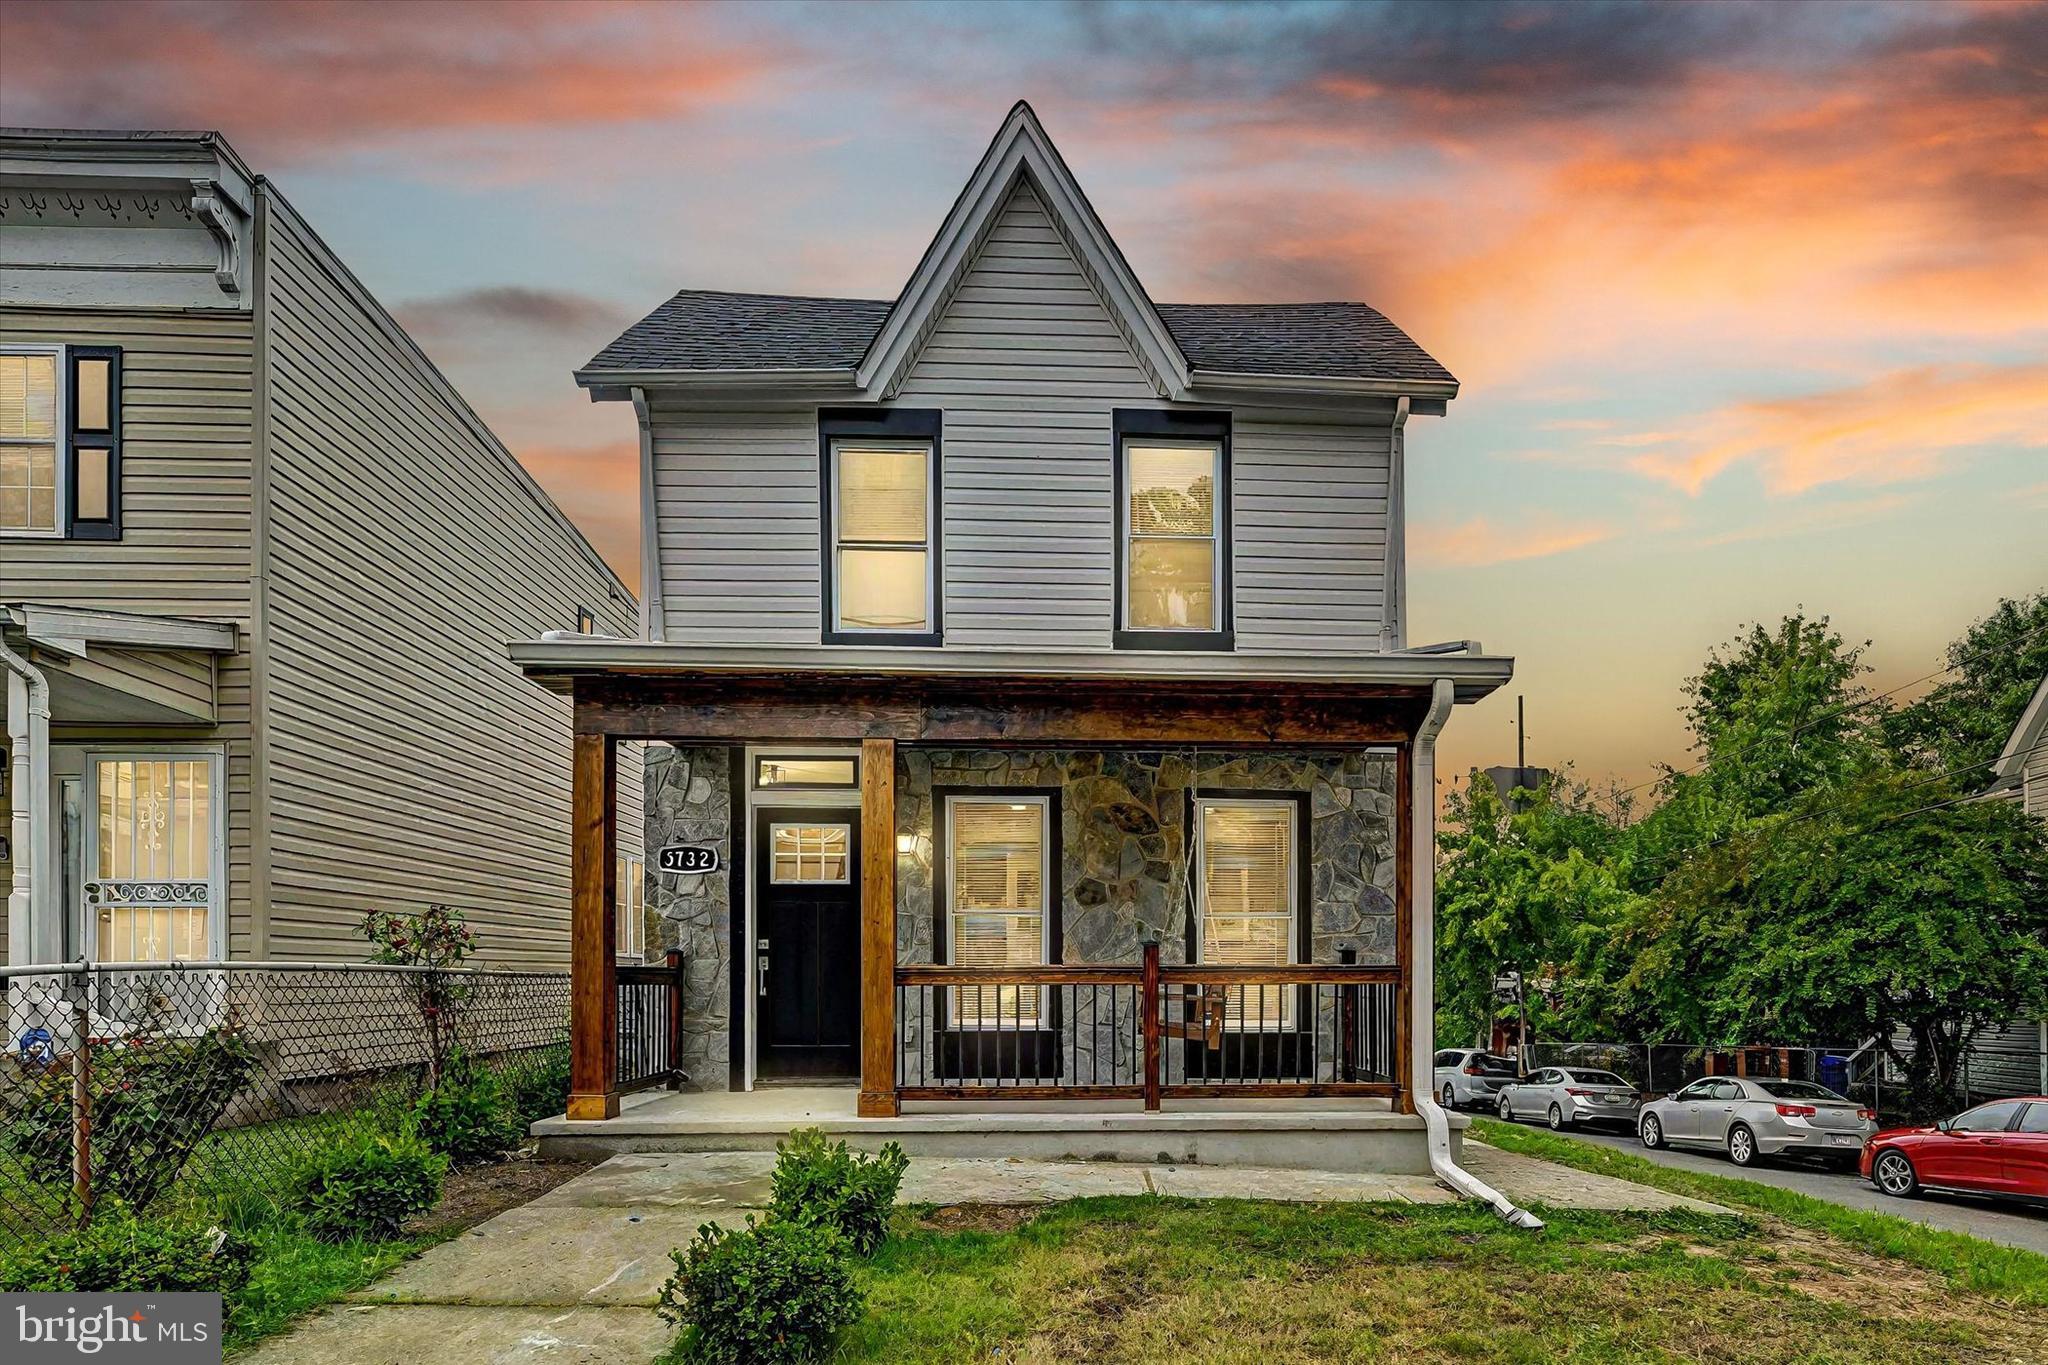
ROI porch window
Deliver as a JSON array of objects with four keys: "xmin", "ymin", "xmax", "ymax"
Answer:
[
  {"xmin": 0, "ymin": 344, "xmax": 123, "ymax": 539},
  {"xmin": 946, "ymin": 797, "xmax": 1049, "ymax": 1028},
  {"xmin": 89, "ymin": 755, "xmax": 220, "ymax": 963},
  {"xmin": 616, "ymin": 852, "xmax": 646, "ymax": 960},
  {"xmin": 830, "ymin": 442, "xmax": 933, "ymax": 635},
  {"xmin": 1195, "ymin": 799, "xmax": 1297, "ymax": 1029},
  {"xmin": 1114, "ymin": 409, "xmax": 1231, "ymax": 649},
  {"xmin": 755, "ymin": 755, "xmax": 858, "ymax": 789}
]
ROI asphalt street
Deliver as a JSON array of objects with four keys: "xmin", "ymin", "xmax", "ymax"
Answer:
[{"xmin": 1514, "ymin": 1118, "xmax": 2048, "ymax": 1256}]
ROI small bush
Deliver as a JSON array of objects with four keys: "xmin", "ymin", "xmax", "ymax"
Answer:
[
  {"xmin": 0, "ymin": 1201, "xmax": 253, "ymax": 1296},
  {"xmin": 412, "ymin": 1051, "xmax": 523, "ymax": 1166},
  {"xmin": 506, "ymin": 1043, "xmax": 572, "ymax": 1125},
  {"xmin": 288, "ymin": 1129, "xmax": 446, "ymax": 1242},
  {"xmin": 769, "ymin": 1128, "xmax": 907, "ymax": 1257},
  {"xmin": 656, "ymin": 1218, "xmax": 862, "ymax": 1364},
  {"xmin": 4, "ymin": 1027, "xmax": 256, "ymax": 1211}
]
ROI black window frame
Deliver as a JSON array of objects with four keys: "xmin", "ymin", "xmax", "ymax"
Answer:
[
  {"xmin": 818, "ymin": 407, "xmax": 943, "ymax": 647},
  {"xmin": 1113, "ymin": 408, "xmax": 1233, "ymax": 651},
  {"xmin": 65, "ymin": 345, "xmax": 123, "ymax": 541}
]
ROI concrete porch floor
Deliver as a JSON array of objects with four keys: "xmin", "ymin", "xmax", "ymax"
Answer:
[{"xmin": 532, "ymin": 1085, "xmax": 1460, "ymax": 1175}]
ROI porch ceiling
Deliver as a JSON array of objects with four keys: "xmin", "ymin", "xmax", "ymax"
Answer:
[{"xmin": 5, "ymin": 604, "xmax": 233, "ymax": 728}]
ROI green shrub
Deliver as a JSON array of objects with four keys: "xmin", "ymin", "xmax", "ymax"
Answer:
[
  {"xmin": 506, "ymin": 1043, "xmax": 572, "ymax": 1125},
  {"xmin": 412, "ymin": 1051, "xmax": 523, "ymax": 1166},
  {"xmin": 288, "ymin": 1129, "xmax": 446, "ymax": 1242},
  {"xmin": 0, "ymin": 1201, "xmax": 253, "ymax": 1296},
  {"xmin": 656, "ymin": 1218, "xmax": 862, "ymax": 1364},
  {"xmin": 3, "ymin": 1027, "xmax": 256, "ymax": 1211},
  {"xmin": 769, "ymin": 1128, "xmax": 907, "ymax": 1257}
]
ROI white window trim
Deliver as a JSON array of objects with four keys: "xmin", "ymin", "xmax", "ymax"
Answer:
[
  {"xmin": 80, "ymin": 745, "xmax": 228, "ymax": 963},
  {"xmin": 943, "ymin": 794, "xmax": 1051, "ymax": 1030},
  {"xmin": 1192, "ymin": 796, "xmax": 1300, "ymax": 1031},
  {"xmin": 0, "ymin": 342, "xmax": 67, "ymax": 540},
  {"xmin": 828, "ymin": 437, "xmax": 937, "ymax": 636},
  {"xmin": 616, "ymin": 852, "xmax": 646, "ymax": 961},
  {"xmin": 1119, "ymin": 436, "xmax": 1224, "ymax": 633},
  {"xmin": 767, "ymin": 821, "xmax": 853, "ymax": 885}
]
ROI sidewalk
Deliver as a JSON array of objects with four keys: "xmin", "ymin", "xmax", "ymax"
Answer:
[{"xmin": 243, "ymin": 1143, "xmax": 1723, "ymax": 1363}]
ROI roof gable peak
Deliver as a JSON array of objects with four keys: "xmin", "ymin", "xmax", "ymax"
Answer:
[{"xmin": 858, "ymin": 102, "xmax": 1190, "ymax": 401}]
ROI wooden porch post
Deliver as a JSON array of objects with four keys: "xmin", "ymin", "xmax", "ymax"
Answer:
[
  {"xmin": 858, "ymin": 737, "xmax": 899, "ymax": 1117},
  {"xmin": 568, "ymin": 729, "xmax": 619, "ymax": 1120}
]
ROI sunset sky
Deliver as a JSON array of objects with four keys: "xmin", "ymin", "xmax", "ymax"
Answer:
[{"xmin": 6, "ymin": 0, "xmax": 2041, "ymax": 791}]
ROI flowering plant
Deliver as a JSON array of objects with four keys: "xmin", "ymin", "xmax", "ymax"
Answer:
[{"xmin": 360, "ymin": 904, "xmax": 476, "ymax": 1085}]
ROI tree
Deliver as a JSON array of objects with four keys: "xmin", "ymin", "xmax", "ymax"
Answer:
[
  {"xmin": 1885, "ymin": 591, "xmax": 2048, "ymax": 775},
  {"xmin": 1434, "ymin": 770, "xmax": 1638, "ymax": 1046}
]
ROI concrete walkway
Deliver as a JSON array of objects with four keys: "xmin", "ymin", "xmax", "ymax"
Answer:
[{"xmin": 243, "ymin": 1144, "xmax": 1722, "ymax": 1364}]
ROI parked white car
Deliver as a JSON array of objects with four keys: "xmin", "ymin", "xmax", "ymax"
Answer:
[
  {"xmin": 1433, "ymin": 1049, "xmax": 1521, "ymax": 1111},
  {"xmin": 1496, "ymin": 1066, "xmax": 1641, "ymax": 1130},
  {"xmin": 1638, "ymin": 1077, "xmax": 1875, "ymax": 1168}
]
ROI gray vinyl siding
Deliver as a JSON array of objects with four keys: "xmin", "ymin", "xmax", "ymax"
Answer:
[
  {"xmin": 258, "ymin": 193, "xmax": 638, "ymax": 969},
  {"xmin": 0, "ymin": 307, "xmax": 259, "ymax": 957},
  {"xmin": 2026, "ymin": 746, "xmax": 2047, "ymax": 823},
  {"xmin": 646, "ymin": 181, "xmax": 1395, "ymax": 660}
]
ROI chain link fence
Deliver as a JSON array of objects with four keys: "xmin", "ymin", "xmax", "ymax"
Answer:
[
  {"xmin": 1, "ymin": 961, "xmax": 570, "ymax": 1249},
  {"xmin": 1511, "ymin": 1036, "xmax": 2048, "ymax": 1122}
]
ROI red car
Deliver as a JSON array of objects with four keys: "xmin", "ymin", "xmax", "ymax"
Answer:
[{"xmin": 1861, "ymin": 1096, "xmax": 2048, "ymax": 1204}]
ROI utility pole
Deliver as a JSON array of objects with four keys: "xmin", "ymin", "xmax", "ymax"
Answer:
[{"xmin": 1516, "ymin": 694, "xmax": 1526, "ymax": 770}]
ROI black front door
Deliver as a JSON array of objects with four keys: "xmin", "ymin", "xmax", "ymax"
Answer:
[{"xmin": 754, "ymin": 807, "xmax": 862, "ymax": 1079}]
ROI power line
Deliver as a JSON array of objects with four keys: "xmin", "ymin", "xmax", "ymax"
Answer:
[{"xmin": 1607, "ymin": 615, "xmax": 2048, "ymax": 805}]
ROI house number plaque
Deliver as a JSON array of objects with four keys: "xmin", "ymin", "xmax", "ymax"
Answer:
[{"xmin": 658, "ymin": 845, "xmax": 719, "ymax": 875}]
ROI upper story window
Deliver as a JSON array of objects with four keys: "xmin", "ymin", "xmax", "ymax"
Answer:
[
  {"xmin": 819, "ymin": 409, "xmax": 942, "ymax": 645},
  {"xmin": 1114, "ymin": 409, "xmax": 1231, "ymax": 650},
  {"xmin": 1, "ymin": 343, "xmax": 123, "ymax": 540}
]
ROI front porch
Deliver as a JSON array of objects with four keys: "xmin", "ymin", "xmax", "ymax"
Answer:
[
  {"xmin": 527, "ymin": 653, "xmax": 1499, "ymax": 1164},
  {"xmin": 534, "ymin": 1084, "xmax": 1459, "ymax": 1175}
]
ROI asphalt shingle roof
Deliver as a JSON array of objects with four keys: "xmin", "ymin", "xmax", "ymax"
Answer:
[{"xmin": 582, "ymin": 290, "xmax": 1454, "ymax": 385}]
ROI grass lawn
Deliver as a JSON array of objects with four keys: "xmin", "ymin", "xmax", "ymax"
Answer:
[
  {"xmin": 801, "ymin": 1195, "xmax": 2048, "ymax": 1363},
  {"xmin": 1470, "ymin": 1117, "xmax": 2048, "ymax": 1309}
]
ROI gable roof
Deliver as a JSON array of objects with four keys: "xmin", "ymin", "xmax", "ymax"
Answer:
[
  {"xmin": 578, "ymin": 103, "xmax": 1456, "ymax": 401},
  {"xmin": 1990, "ymin": 672, "xmax": 2048, "ymax": 794}
]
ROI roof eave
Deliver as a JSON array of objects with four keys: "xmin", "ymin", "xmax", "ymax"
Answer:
[
  {"xmin": 1187, "ymin": 369, "xmax": 1459, "ymax": 401},
  {"xmin": 576, "ymin": 366, "xmax": 862, "ymax": 402}
]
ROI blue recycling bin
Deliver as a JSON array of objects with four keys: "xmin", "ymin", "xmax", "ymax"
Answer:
[{"xmin": 1819, "ymin": 1053, "xmax": 1849, "ymax": 1093}]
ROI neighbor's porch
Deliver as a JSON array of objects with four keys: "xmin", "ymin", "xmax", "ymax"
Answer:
[{"xmin": 555, "ymin": 667, "xmax": 1442, "ymax": 1127}]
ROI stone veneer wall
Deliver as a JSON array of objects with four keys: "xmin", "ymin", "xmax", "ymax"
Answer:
[
  {"xmin": 895, "ymin": 748, "xmax": 1399, "ymax": 966},
  {"xmin": 643, "ymin": 744, "xmax": 733, "ymax": 1089}
]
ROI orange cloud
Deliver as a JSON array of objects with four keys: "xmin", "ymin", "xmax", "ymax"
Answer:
[
  {"xmin": 1630, "ymin": 363, "xmax": 2048, "ymax": 496},
  {"xmin": 1410, "ymin": 517, "xmax": 1617, "ymax": 568}
]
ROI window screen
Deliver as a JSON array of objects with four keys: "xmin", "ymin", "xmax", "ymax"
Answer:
[
  {"xmin": 834, "ymin": 444, "xmax": 931, "ymax": 632},
  {"xmin": 947, "ymin": 798, "xmax": 1048, "ymax": 1028},
  {"xmin": 1197, "ymin": 799, "xmax": 1296, "ymax": 1028}
]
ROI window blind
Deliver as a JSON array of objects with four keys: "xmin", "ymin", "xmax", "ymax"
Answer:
[{"xmin": 949, "ymin": 799, "xmax": 1047, "ymax": 1027}]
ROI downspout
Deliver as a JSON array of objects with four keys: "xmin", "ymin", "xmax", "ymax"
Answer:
[
  {"xmin": 1, "ymin": 632, "xmax": 52, "ymax": 969},
  {"xmin": 630, "ymin": 386, "xmax": 664, "ymax": 642},
  {"xmin": 1411, "ymin": 677, "xmax": 1544, "ymax": 1229}
]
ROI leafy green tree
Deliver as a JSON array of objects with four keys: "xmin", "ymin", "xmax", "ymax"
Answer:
[
  {"xmin": 1885, "ymin": 591, "xmax": 2048, "ymax": 775},
  {"xmin": 1434, "ymin": 770, "xmax": 1638, "ymax": 1046}
]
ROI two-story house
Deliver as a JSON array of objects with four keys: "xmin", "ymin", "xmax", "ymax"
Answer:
[
  {"xmin": 517, "ymin": 105, "xmax": 1514, "ymax": 1177},
  {"xmin": 1, "ymin": 128, "xmax": 643, "ymax": 978}
]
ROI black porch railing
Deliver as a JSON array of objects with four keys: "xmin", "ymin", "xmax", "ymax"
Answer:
[
  {"xmin": 616, "ymin": 950, "xmax": 687, "ymax": 1093},
  {"xmin": 893, "ymin": 943, "xmax": 1402, "ymax": 1107}
]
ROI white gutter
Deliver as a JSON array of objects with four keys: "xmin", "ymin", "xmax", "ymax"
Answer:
[
  {"xmin": 1, "ymin": 634, "xmax": 51, "ymax": 969},
  {"xmin": 1410, "ymin": 677, "xmax": 1544, "ymax": 1229}
]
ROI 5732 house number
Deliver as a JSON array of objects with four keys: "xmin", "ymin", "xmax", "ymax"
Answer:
[{"xmin": 658, "ymin": 845, "xmax": 719, "ymax": 875}]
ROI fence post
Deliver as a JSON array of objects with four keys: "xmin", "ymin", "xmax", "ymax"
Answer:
[
  {"xmin": 1338, "ymin": 947, "xmax": 1359, "ymax": 1083},
  {"xmin": 1141, "ymin": 941, "xmax": 1161, "ymax": 1112},
  {"xmin": 664, "ymin": 948, "xmax": 685, "ymax": 1090},
  {"xmin": 69, "ymin": 992, "xmax": 92, "ymax": 1228}
]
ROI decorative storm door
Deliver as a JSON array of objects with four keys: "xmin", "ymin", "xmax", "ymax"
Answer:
[{"xmin": 84, "ymin": 754, "xmax": 222, "ymax": 963}]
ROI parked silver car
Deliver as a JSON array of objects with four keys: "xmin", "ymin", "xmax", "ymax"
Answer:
[
  {"xmin": 1638, "ymin": 1077, "xmax": 1876, "ymax": 1168},
  {"xmin": 1433, "ymin": 1049, "xmax": 1520, "ymax": 1111},
  {"xmin": 1496, "ymin": 1066, "xmax": 1640, "ymax": 1130}
]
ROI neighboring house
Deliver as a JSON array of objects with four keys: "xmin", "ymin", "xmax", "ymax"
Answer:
[
  {"xmin": 1, "ymin": 128, "xmax": 642, "ymax": 974},
  {"xmin": 1973, "ymin": 673, "xmax": 2048, "ymax": 1096},
  {"xmin": 513, "ymin": 103, "xmax": 1511, "ymax": 1169}
]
